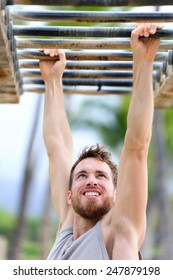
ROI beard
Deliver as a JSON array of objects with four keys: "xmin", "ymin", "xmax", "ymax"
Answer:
[{"xmin": 71, "ymin": 195, "xmax": 114, "ymax": 220}]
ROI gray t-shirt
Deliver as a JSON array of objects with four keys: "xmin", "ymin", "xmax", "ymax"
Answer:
[{"xmin": 47, "ymin": 221, "xmax": 109, "ymax": 260}]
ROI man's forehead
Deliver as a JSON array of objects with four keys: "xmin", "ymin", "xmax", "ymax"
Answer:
[{"xmin": 73, "ymin": 158, "xmax": 111, "ymax": 174}]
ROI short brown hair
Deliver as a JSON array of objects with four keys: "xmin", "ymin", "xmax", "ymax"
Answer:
[{"xmin": 69, "ymin": 144, "xmax": 118, "ymax": 190}]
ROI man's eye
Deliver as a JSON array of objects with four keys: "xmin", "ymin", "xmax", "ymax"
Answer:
[
  {"xmin": 78, "ymin": 174, "xmax": 86, "ymax": 179},
  {"xmin": 98, "ymin": 174, "xmax": 106, "ymax": 178}
]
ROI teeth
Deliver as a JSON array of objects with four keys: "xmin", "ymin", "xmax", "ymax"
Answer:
[{"xmin": 85, "ymin": 192, "xmax": 99, "ymax": 197}]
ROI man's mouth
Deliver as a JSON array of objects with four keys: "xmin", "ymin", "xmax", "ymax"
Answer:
[{"xmin": 83, "ymin": 191, "xmax": 101, "ymax": 197}]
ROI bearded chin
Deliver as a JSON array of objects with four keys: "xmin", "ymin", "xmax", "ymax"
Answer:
[{"xmin": 71, "ymin": 197, "xmax": 113, "ymax": 220}]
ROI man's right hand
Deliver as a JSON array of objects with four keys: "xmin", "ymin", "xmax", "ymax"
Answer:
[
  {"xmin": 130, "ymin": 23, "xmax": 163, "ymax": 63},
  {"xmin": 39, "ymin": 49, "xmax": 66, "ymax": 82}
]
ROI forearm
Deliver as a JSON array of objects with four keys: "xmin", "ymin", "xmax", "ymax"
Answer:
[
  {"xmin": 43, "ymin": 79, "xmax": 73, "ymax": 158},
  {"xmin": 126, "ymin": 59, "xmax": 154, "ymax": 150}
]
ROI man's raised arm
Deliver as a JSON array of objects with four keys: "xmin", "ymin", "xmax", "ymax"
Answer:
[
  {"xmin": 111, "ymin": 23, "xmax": 162, "ymax": 259},
  {"xmin": 40, "ymin": 50, "xmax": 73, "ymax": 226}
]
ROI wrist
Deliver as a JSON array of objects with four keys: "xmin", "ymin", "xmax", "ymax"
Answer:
[
  {"xmin": 133, "ymin": 58, "xmax": 154, "ymax": 67},
  {"xmin": 45, "ymin": 78, "xmax": 63, "ymax": 94},
  {"xmin": 45, "ymin": 77, "xmax": 62, "ymax": 87}
]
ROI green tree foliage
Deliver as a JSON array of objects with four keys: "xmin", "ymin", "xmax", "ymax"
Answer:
[
  {"xmin": 0, "ymin": 209, "xmax": 41, "ymax": 259},
  {"xmin": 0, "ymin": 209, "xmax": 17, "ymax": 239},
  {"xmin": 163, "ymin": 109, "xmax": 173, "ymax": 156}
]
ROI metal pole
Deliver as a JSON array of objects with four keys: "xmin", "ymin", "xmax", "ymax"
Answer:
[
  {"xmin": 13, "ymin": 26, "xmax": 173, "ymax": 38},
  {"xmin": 20, "ymin": 68, "xmax": 160, "ymax": 81},
  {"xmin": 20, "ymin": 68, "xmax": 134, "ymax": 79},
  {"xmin": 7, "ymin": 0, "xmax": 173, "ymax": 6},
  {"xmin": 18, "ymin": 60, "xmax": 165, "ymax": 72},
  {"xmin": 23, "ymin": 77, "xmax": 133, "ymax": 87},
  {"xmin": 19, "ymin": 60, "xmax": 134, "ymax": 70},
  {"xmin": 16, "ymin": 38, "xmax": 173, "ymax": 51},
  {"xmin": 23, "ymin": 84, "xmax": 132, "ymax": 95},
  {"xmin": 17, "ymin": 49, "xmax": 134, "ymax": 61},
  {"xmin": 17, "ymin": 49, "xmax": 171, "ymax": 63},
  {"xmin": 9, "ymin": 10, "xmax": 173, "ymax": 23},
  {"xmin": 22, "ymin": 76, "xmax": 158, "ymax": 90}
]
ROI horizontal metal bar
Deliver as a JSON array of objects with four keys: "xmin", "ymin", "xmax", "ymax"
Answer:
[
  {"xmin": 16, "ymin": 38, "xmax": 131, "ymax": 49},
  {"xmin": 20, "ymin": 68, "xmax": 160, "ymax": 81},
  {"xmin": 17, "ymin": 49, "xmax": 134, "ymax": 61},
  {"xmin": 17, "ymin": 49, "xmax": 171, "ymax": 63},
  {"xmin": 16, "ymin": 38, "xmax": 173, "ymax": 50},
  {"xmin": 20, "ymin": 60, "xmax": 134, "ymax": 69},
  {"xmin": 23, "ymin": 84, "xmax": 132, "ymax": 95},
  {"xmin": 10, "ymin": 10, "xmax": 173, "ymax": 23},
  {"xmin": 64, "ymin": 86, "xmax": 132, "ymax": 95},
  {"xmin": 23, "ymin": 77, "xmax": 133, "ymax": 86},
  {"xmin": 22, "ymin": 76, "xmax": 158, "ymax": 89},
  {"xmin": 13, "ymin": 26, "xmax": 173, "ymax": 38},
  {"xmin": 19, "ymin": 60, "xmax": 40, "ymax": 68},
  {"xmin": 21, "ymin": 68, "xmax": 135, "ymax": 78},
  {"xmin": 19, "ymin": 60, "xmax": 165, "ymax": 71},
  {"xmin": 7, "ymin": 0, "xmax": 173, "ymax": 6}
]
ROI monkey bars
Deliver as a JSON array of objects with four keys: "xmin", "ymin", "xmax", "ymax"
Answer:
[{"xmin": 0, "ymin": 0, "xmax": 173, "ymax": 107}]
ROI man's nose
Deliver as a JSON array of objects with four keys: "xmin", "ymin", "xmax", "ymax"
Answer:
[{"xmin": 86, "ymin": 175, "xmax": 98, "ymax": 186}]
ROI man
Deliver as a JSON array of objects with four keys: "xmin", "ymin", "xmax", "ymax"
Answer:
[{"xmin": 39, "ymin": 23, "xmax": 162, "ymax": 259}]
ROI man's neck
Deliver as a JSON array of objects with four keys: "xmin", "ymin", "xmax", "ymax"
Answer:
[{"xmin": 72, "ymin": 214, "xmax": 99, "ymax": 240}]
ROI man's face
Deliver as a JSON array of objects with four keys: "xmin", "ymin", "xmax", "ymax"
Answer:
[{"xmin": 67, "ymin": 158, "xmax": 115, "ymax": 220}]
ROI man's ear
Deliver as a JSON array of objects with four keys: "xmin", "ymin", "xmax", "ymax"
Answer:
[{"xmin": 67, "ymin": 190, "xmax": 72, "ymax": 205}]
